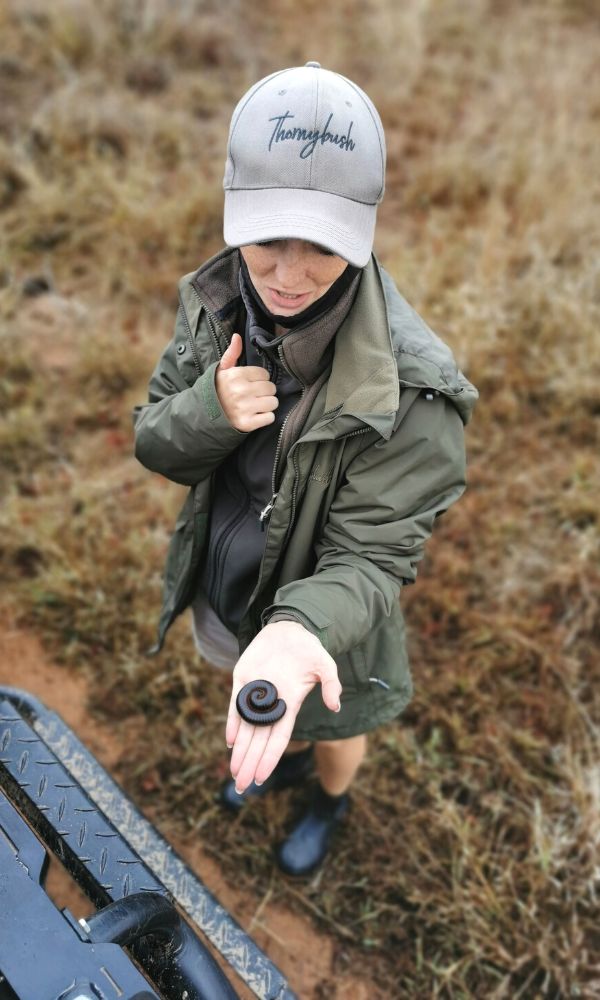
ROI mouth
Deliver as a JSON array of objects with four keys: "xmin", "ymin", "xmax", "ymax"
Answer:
[{"xmin": 266, "ymin": 287, "xmax": 312, "ymax": 311}]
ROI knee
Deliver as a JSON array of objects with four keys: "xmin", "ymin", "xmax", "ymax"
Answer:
[
  {"xmin": 316, "ymin": 738, "xmax": 348, "ymax": 752},
  {"xmin": 316, "ymin": 734, "xmax": 367, "ymax": 754}
]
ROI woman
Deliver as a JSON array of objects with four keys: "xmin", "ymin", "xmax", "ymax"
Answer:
[{"xmin": 133, "ymin": 62, "xmax": 478, "ymax": 876}]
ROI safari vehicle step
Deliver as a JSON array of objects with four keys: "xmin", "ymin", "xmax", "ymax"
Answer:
[{"xmin": 0, "ymin": 687, "xmax": 297, "ymax": 1000}]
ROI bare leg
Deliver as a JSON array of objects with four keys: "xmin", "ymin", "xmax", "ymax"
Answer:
[
  {"xmin": 314, "ymin": 734, "xmax": 367, "ymax": 796},
  {"xmin": 285, "ymin": 739, "xmax": 311, "ymax": 754}
]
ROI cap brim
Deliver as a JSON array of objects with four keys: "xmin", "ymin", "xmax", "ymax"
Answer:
[{"xmin": 223, "ymin": 187, "xmax": 376, "ymax": 268}]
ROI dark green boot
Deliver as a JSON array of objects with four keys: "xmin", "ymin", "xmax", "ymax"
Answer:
[{"xmin": 275, "ymin": 784, "xmax": 350, "ymax": 876}]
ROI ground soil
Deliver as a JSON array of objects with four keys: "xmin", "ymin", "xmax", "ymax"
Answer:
[{"xmin": 0, "ymin": 622, "xmax": 374, "ymax": 1000}]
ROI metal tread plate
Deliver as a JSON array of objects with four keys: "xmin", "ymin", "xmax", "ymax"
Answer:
[{"xmin": 0, "ymin": 689, "xmax": 296, "ymax": 1000}]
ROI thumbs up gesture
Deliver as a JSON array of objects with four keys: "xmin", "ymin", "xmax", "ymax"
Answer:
[{"xmin": 215, "ymin": 333, "xmax": 279, "ymax": 432}]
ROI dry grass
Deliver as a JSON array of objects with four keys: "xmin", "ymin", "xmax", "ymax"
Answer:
[{"xmin": 1, "ymin": 0, "xmax": 599, "ymax": 996}]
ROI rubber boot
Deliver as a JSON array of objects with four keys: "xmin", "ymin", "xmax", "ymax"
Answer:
[{"xmin": 275, "ymin": 784, "xmax": 349, "ymax": 876}]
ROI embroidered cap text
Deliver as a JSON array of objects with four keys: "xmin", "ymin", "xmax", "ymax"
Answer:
[{"xmin": 268, "ymin": 112, "xmax": 355, "ymax": 159}]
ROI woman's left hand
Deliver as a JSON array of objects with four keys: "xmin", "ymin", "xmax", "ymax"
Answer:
[{"xmin": 226, "ymin": 621, "xmax": 342, "ymax": 792}]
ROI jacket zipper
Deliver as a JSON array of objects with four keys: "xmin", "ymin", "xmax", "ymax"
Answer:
[
  {"xmin": 251, "ymin": 414, "xmax": 374, "ymax": 617},
  {"xmin": 282, "ymin": 424, "xmax": 371, "ymax": 548},
  {"xmin": 213, "ymin": 492, "xmax": 251, "ymax": 622},
  {"xmin": 259, "ymin": 344, "xmax": 306, "ymax": 529},
  {"xmin": 259, "ymin": 494, "xmax": 278, "ymax": 527},
  {"xmin": 189, "ymin": 282, "xmax": 227, "ymax": 362},
  {"xmin": 204, "ymin": 491, "xmax": 243, "ymax": 604},
  {"xmin": 178, "ymin": 292, "xmax": 203, "ymax": 377},
  {"xmin": 341, "ymin": 427, "xmax": 371, "ymax": 440}
]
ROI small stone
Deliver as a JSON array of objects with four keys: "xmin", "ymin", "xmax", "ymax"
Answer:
[{"xmin": 22, "ymin": 275, "xmax": 52, "ymax": 298}]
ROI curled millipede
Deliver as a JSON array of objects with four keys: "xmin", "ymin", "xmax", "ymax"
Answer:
[{"xmin": 236, "ymin": 680, "xmax": 286, "ymax": 726}]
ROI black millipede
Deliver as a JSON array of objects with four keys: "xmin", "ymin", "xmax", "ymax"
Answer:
[{"xmin": 235, "ymin": 680, "xmax": 286, "ymax": 726}]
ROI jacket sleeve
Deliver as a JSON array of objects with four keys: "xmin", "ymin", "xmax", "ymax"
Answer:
[
  {"xmin": 133, "ymin": 305, "xmax": 246, "ymax": 486},
  {"xmin": 262, "ymin": 393, "xmax": 467, "ymax": 658}
]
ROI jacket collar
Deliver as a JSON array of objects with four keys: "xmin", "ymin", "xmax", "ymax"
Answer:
[
  {"xmin": 299, "ymin": 254, "xmax": 478, "ymax": 442},
  {"xmin": 184, "ymin": 247, "xmax": 477, "ymax": 441},
  {"xmin": 238, "ymin": 259, "xmax": 361, "ymax": 388},
  {"xmin": 186, "ymin": 247, "xmax": 399, "ymax": 434},
  {"xmin": 322, "ymin": 255, "xmax": 399, "ymax": 440}
]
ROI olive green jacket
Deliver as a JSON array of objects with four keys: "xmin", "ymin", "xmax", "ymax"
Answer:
[{"xmin": 133, "ymin": 249, "xmax": 478, "ymax": 739}]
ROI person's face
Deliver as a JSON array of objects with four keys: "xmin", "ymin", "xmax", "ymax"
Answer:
[{"xmin": 240, "ymin": 239, "xmax": 348, "ymax": 317}]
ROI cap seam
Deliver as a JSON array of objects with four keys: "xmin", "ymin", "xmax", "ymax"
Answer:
[
  {"xmin": 342, "ymin": 78, "xmax": 386, "ymax": 201},
  {"xmin": 309, "ymin": 68, "xmax": 319, "ymax": 189},
  {"xmin": 226, "ymin": 185, "xmax": 378, "ymax": 206},
  {"xmin": 228, "ymin": 68, "xmax": 290, "ymax": 189}
]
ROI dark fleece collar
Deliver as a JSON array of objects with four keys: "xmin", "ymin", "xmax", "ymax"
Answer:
[
  {"xmin": 238, "ymin": 255, "xmax": 361, "ymax": 386},
  {"xmin": 192, "ymin": 247, "xmax": 362, "ymax": 386}
]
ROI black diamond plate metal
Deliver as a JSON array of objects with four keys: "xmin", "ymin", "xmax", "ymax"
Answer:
[
  {"xmin": 0, "ymin": 789, "xmax": 161, "ymax": 1000},
  {"xmin": 0, "ymin": 689, "xmax": 297, "ymax": 1000},
  {"xmin": 0, "ymin": 707, "xmax": 156, "ymax": 906}
]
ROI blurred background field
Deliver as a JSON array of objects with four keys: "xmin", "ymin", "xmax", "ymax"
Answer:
[{"xmin": 1, "ymin": 1, "xmax": 599, "ymax": 996}]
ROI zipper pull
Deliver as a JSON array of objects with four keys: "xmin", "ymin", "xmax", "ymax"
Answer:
[{"xmin": 259, "ymin": 493, "xmax": 278, "ymax": 530}]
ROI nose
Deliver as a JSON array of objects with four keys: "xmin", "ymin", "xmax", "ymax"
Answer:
[{"xmin": 273, "ymin": 240, "xmax": 310, "ymax": 289}]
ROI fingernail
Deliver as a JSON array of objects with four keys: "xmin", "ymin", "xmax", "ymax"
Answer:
[
  {"xmin": 335, "ymin": 700, "xmax": 341, "ymax": 713},
  {"xmin": 255, "ymin": 780, "xmax": 263, "ymax": 787},
  {"xmin": 235, "ymin": 786, "xmax": 243, "ymax": 795},
  {"xmin": 226, "ymin": 743, "xmax": 233, "ymax": 749}
]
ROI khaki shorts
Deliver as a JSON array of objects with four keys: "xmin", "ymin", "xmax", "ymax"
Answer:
[{"xmin": 191, "ymin": 588, "xmax": 238, "ymax": 671}]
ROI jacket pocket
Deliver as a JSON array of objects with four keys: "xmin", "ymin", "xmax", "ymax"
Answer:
[{"xmin": 344, "ymin": 643, "xmax": 371, "ymax": 691}]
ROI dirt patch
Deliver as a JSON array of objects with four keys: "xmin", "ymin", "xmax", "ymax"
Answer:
[
  {"xmin": 0, "ymin": 622, "xmax": 125, "ymax": 770},
  {"xmin": 0, "ymin": 622, "xmax": 375, "ymax": 999}
]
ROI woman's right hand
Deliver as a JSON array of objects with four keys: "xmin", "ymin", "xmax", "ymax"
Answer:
[
  {"xmin": 215, "ymin": 333, "xmax": 279, "ymax": 432},
  {"xmin": 225, "ymin": 621, "xmax": 342, "ymax": 793}
]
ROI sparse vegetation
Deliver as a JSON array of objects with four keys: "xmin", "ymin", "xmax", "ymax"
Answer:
[{"xmin": 1, "ymin": 1, "xmax": 599, "ymax": 996}]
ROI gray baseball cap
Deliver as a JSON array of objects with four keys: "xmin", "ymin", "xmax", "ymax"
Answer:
[{"xmin": 223, "ymin": 62, "xmax": 386, "ymax": 268}]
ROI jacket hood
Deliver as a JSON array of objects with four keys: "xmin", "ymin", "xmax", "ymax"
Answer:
[
  {"xmin": 380, "ymin": 267, "xmax": 478, "ymax": 426},
  {"xmin": 321, "ymin": 256, "xmax": 478, "ymax": 438}
]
